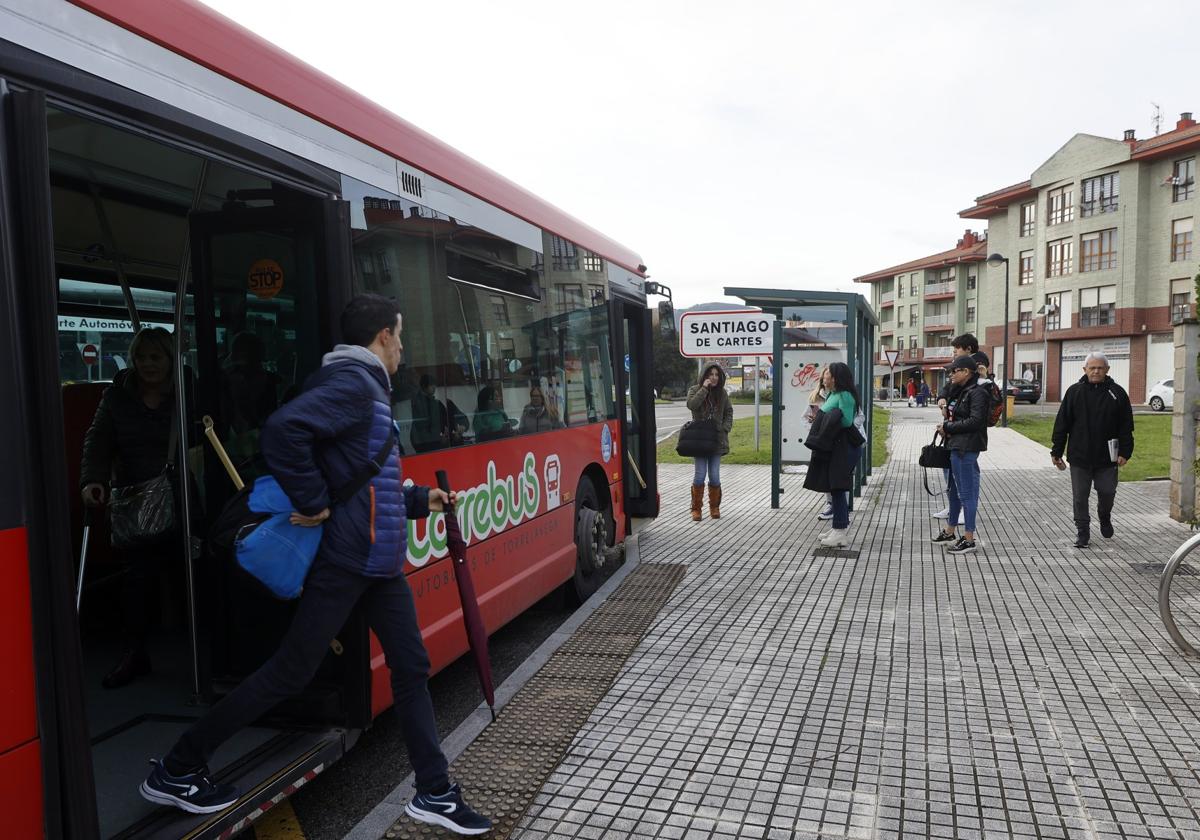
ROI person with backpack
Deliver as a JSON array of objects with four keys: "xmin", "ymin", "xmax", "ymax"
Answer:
[
  {"xmin": 1050, "ymin": 351, "xmax": 1135, "ymax": 548},
  {"xmin": 931, "ymin": 355, "xmax": 989, "ymax": 555},
  {"xmin": 139, "ymin": 295, "xmax": 491, "ymax": 835}
]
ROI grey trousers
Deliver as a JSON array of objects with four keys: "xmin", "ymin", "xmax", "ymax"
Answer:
[{"xmin": 1070, "ymin": 464, "xmax": 1118, "ymax": 529}]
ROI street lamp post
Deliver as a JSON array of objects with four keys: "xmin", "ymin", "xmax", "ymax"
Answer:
[{"xmin": 987, "ymin": 252, "xmax": 1010, "ymax": 427}]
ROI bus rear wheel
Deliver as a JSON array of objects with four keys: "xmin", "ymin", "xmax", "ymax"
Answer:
[{"xmin": 570, "ymin": 478, "xmax": 621, "ymax": 604}]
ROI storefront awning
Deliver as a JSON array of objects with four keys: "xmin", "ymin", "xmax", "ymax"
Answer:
[{"xmin": 873, "ymin": 364, "xmax": 919, "ymax": 378}]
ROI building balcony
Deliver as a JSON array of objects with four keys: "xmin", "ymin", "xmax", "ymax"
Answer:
[
  {"xmin": 923, "ymin": 314, "xmax": 956, "ymax": 332},
  {"xmin": 923, "ymin": 282, "xmax": 956, "ymax": 300},
  {"xmin": 880, "ymin": 292, "xmax": 895, "ymax": 308},
  {"xmin": 923, "ymin": 346, "xmax": 954, "ymax": 361},
  {"xmin": 880, "ymin": 327, "xmax": 894, "ymax": 336}
]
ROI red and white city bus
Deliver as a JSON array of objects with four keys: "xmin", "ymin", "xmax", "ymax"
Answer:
[{"xmin": 0, "ymin": 1, "xmax": 661, "ymax": 837}]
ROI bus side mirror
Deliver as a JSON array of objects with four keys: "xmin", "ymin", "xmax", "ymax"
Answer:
[{"xmin": 657, "ymin": 301, "xmax": 676, "ymax": 341}]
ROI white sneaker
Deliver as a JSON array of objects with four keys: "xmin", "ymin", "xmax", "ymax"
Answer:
[
  {"xmin": 932, "ymin": 506, "xmax": 950, "ymax": 519},
  {"xmin": 820, "ymin": 529, "xmax": 850, "ymax": 548}
]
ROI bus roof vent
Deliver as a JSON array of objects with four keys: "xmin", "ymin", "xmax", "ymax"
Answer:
[{"xmin": 400, "ymin": 170, "xmax": 423, "ymax": 199}]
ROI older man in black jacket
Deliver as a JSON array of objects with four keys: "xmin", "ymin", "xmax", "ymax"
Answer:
[{"xmin": 1050, "ymin": 352, "xmax": 1135, "ymax": 548}]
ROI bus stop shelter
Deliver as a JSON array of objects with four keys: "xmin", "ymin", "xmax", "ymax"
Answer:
[{"xmin": 725, "ymin": 288, "xmax": 878, "ymax": 509}]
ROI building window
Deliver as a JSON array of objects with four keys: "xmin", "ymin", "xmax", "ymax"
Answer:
[
  {"xmin": 551, "ymin": 235, "xmax": 579, "ymax": 271},
  {"xmin": 581, "ymin": 251, "xmax": 604, "ymax": 273},
  {"xmin": 966, "ymin": 301, "xmax": 976, "ymax": 323},
  {"xmin": 490, "ymin": 295, "xmax": 510, "ymax": 326},
  {"xmin": 1079, "ymin": 285, "xmax": 1116, "ymax": 327},
  {"xmin": 1080, "ymin": 228, "xmax": 1118, "ymax": 272},
  {"xmin": 967, "ymin": 273, "xmax": 977, "ymax": 290},
  {"xmin": 1080, "ymin": 172, "xmax": 1119, "ymax": 217},
  {"xmin": 1045, "ymin": 293, "xmax": 1063, "ymax": 330},
  {"xmin": 1047, "ymin": 185, "xmax": 1074, "ymax": 226},
  {"xmin": 1020, "ymin": 201, "xmax": 1037, "ymax": 237},
  {"xmin": 1175, "ymin": 158, "xmax": 1196, "ymax": 203},
  {"xmin": 910, "ymin": 277, "xmax": 917, "ymax": 296},
  {"xmin": 1018, "ymin": 299, "xmax": 1033, "ymax": 335},
  {"xmin": 1019, "ymin": 250, "xmax": 1034, "ymax": 285},
  {"xmin": 1171, "ymin": 278, "xmax": 1193, "ymax": 323},
  {"xmin": 1047, "ymin": 237, "xmax": 1073, "ymax": 277},
  {"xmin": 909, "ymin": 309, "xmax": 917, "ymax": 327},
  {"xmin": 1172, "ymin": 218, "xmax": 1194, "ymax": 262},
  {"xmin": 897, "ymin": 278, "xmax": 904, "ymax": 298},
  {"xmin": 557, "ymin": 283, "xmax": 585, "ymax": 312}
]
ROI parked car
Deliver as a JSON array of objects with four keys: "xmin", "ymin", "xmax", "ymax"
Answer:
[
  {"xmin": 1147, "ymin": 379, "xmax": 1175, "ymax": 412},
  {"xmin": 1006, "ymin": 379, "xmax": 1041, "ymax": 404}
]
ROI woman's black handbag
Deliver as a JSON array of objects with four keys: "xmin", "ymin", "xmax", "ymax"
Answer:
[
  {"xmin": 918, "ymin": 431, "xmax": 951, "ymax": 496},
  {"xmin": 109, "ymin": 407, "xmax": 178, "ymax": 549},
  {"xmin": 675, "ymin": 418, "xmax": 720, "ymax": 457},
  {"xmin": 919, "ymin": 431, "xmax": 952, "ymax": 469},
  {"xmin": 110, "ymin": 470, "xmax": 176, "ymax": 548}
]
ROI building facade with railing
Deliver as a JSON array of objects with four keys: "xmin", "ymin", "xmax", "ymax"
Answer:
[
  {"xmin": 853, "ymin": 230, "xmax": 988, "ymax": 393},
  {"xmin": 959, "ymin": 113, "xmax": 1200, "ymax": 403}
]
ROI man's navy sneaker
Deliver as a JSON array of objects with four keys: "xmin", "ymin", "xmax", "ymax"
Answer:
[
  {"xmin": 139, "ymin": 759, "xmax": 239, "ymax": 814},
  {"xmin": 405, "ymin": 782, "xmax": 492, "ymax": 835}
]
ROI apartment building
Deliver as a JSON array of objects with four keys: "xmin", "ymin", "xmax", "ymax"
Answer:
[
  {"xmin": 854, "ymin": 230, "xmax": 988, "ymax": 393},
  {"xmin": 856, "ymin": 112, "xmax": 1199, "ymax": 403},
  {"xmin": 960, "ymin": 112, "xmax": 1199, "ymax": 403}
]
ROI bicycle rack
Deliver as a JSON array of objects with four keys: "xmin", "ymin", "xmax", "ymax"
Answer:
[{"xmin": 1159, "ymin": 531, "xmax": 1200, "ymax": 656}]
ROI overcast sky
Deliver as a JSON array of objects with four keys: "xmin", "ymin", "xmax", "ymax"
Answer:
[{"xmin": 198, "ymin": 0, "xmax": 1199, "ymax": 308}]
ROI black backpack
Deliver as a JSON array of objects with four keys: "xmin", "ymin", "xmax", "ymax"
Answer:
[{"xmin": 982, "ymin": 380, "xmax": 1004, "ymax": 427}]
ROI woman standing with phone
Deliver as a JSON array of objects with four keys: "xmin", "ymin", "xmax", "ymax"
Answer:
[{"xmin": 685, "ymin": 363, "xmax": 733, "ymax": 521}]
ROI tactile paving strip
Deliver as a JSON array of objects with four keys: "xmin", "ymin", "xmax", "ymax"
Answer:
[{"xmin": 383, "ymin": 563, "xmax": 686, "ymax": 839}]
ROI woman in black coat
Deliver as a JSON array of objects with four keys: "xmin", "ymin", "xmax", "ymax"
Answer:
[
  {"xmin": 80, "ymin": 327, "xmax": 179, "ymax": 688},
  {"xmin": 931, "ymin": 355, "xmax": 989, "ymax": 555}
]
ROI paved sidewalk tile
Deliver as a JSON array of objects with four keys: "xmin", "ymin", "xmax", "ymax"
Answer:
[{"xmin": 513, "ymin": 419, "xmax": 1200, "ymax": 839}]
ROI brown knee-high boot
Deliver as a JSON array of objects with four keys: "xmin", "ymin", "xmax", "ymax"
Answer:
[
  {"xmin": 690, "ymin": 485, "xmax": 704, "ymax": 521},
  {"xmin": 709, "ymin": 485, "xmax": 722, "ymax": 519}
]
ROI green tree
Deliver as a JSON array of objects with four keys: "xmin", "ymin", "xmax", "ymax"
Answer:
[{"xmin": 652, "ymin": 327, "xmax": 696, "ymax": 397}]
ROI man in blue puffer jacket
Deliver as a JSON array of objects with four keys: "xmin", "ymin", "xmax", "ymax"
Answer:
[{"xmin": 141, "ymin": 295, "xmax": 491, "ymax": 835}]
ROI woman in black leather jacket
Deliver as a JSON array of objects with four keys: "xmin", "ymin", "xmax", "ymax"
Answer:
[
  {"xmin": 932, "ymin": 355, "xmax": 988, "ymax": 555},
  {"xmin": 80, "ymin": 327, "xmax": 179, "ymax": 689}
]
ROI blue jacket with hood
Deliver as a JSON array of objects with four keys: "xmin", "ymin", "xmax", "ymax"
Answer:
[{"xmin": 261, "ymin": 345, "xmax": 429, "ymax": 578}]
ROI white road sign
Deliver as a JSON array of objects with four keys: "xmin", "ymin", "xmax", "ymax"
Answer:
[
  {"xmin": 884, "ymin": 349, "xmax": 900, "ymax": 367},
  {"xmin": 678, "ymin": 309, "xmax": 776, "ymax": 357}
]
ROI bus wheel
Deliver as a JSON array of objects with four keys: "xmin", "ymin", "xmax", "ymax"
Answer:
[{"xmin": 571, "ymin": 479, "xmax": 622, "ymax": 604}]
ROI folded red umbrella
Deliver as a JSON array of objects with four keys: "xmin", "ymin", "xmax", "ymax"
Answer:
[{"xmin": 436, "ymin": 470, "xmax": 495, "ymax": 720}]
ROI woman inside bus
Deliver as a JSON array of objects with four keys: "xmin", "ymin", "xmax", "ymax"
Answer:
[
  {"xmin": 685, "ymin": 363, "xmax": 733, "ymax": 521},
  {"xmin": 474, "ymin": 385, "xmax": 513, "ymax": 441},
  {"xmin": 518, "ymin": 384, "xmax": 563, "ymax": 434},
  {"xmin": 80, "ymin": 327, "xmax": 181, "ymax": 689}
]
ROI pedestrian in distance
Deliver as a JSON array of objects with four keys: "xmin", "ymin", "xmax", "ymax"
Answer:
[
  {"xmin": 1050, "ymin": 351, "xmax": 1134, "ymax": 548},
  {"xmin": 931, "ymin": 355, "xmax": 989, "ymax": 555},
  {"xmin": 139, "ymin": 295, "xmax": 491, "ymax": 835},
  {"xmin": 686, "ymin": 363, "xmax": 733, "ymax": 521},
  {"xmin": 804, "ymin": 362, "xmax": 863, "ymax": 548},
  {"xmin": 917, "ymin": 381, "xmax": 930, "ymax": 407}
]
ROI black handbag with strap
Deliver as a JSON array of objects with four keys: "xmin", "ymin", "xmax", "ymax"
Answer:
[
  {"xmin": 918, "ymin": 430, "xmax": 952, "ymax": 496},
  {"xmin": 109, "ymin": 406, "xmax": 179, "ymax": 549},
  {"xmin": 676, "ymin": 418, "xmax": 720, "ymax": 457}
]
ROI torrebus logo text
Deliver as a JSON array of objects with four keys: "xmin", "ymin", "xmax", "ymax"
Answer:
[{"xmin": 406, "ymin": 454, "xmax": 542, "ymax": 565}]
